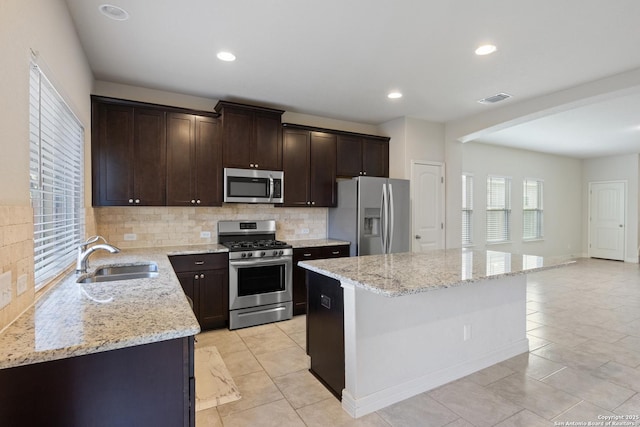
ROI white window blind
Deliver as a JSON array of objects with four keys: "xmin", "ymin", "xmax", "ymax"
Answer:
[
  {"xmin": 462, "ymin": 174, "xmax": 473, "ymax": 246},
  {"xmin": 523, "ymin": 178, "xmax": 543, "ymax": 240},
  {"xmin": 486, "ymin": 176, "xmax": 511, "ymax": 243},
  {"xmin": 29, "ymin": 62, "xmax": 85, "ymax": 289}
]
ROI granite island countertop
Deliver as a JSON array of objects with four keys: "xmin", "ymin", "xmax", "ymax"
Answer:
[
  {"xmin": 299, "ymin": 248, "xmax": 575, "ymax": 297},
  {"xmin": 0, "ymin": 244, "xmax": 228, "ymax": 370}
]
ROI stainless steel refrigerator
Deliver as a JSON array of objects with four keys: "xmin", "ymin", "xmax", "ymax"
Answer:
[{"xmin": 328, "ymin": 177, "xmax": 410, "ymax": 256}]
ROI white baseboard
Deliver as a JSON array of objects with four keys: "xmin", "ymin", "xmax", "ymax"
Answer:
[{"xmin": 341, "ymin": 339, "xmax": 529, "ymax": 418}]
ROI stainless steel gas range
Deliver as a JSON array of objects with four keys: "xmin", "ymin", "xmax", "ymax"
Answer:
[{"xmin": 218, "ymin": 220, "xmax": 293, "ymax": 330}]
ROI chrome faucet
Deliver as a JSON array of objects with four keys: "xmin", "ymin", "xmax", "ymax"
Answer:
[{"xmin": 76, "ymin": 236, "xmax": 120, "ymax": 274}]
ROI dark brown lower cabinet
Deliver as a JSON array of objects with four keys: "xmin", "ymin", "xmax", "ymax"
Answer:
[
  {"xmin": 293, "ymin": 244, "xmax": 349, "ymax": 315},
  {"xmin": 0, "ymin": 337, "xmax": 195, "ymax": 427},
  {"xmin": 170, "ymin": 253, "xmax": 229, "ymax": 330},
  {"xmin": 306, "ymin": 270, "xmax": 344, "ymax": 399}
]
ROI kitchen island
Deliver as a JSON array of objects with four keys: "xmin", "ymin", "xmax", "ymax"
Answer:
[
  {"xmin": 299, "ymin": 249, "xmax": 574, "ymax": 418},
  {"xmin": 0, "ymin": 245, "xmax": 226, "ymax": 426}
]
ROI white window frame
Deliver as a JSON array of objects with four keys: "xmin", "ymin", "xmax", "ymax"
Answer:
[
  {"xmin": 486, "ymin": 175, "xmax": 511, "ymax": 244},
  {"xmin": 29, "ymin": 62, "xmax": 85, "ymax": 289},
  {"xmin": 523, "ymin": 178, "xmax": 544, "ymax": 241},
  {"xmin": 462, "ymin": 173, "xmax": 473, "ymax": 246}
]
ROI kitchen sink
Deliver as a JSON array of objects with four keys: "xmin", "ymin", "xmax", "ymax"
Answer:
[{"xmin": 77, "ymin": 262, "xmax": 159, "ymax": 283}]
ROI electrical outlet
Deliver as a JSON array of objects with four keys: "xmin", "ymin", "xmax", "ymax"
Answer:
[
  {"xmin": 0, "ymin": 271, "xmax": 12, "ymax": 309},
  {"xmin": 300, "ymin": 228, "xmax": 309, "ymax": 234},
  {"xmin": 463, "ymin": 324, "xmax": 472, "ymax": 341},
  {"xmin": 124, "ymin": 233, "xmax": 137, "ymax": 241},
  {"xmin": 17, "ymin": 274, "xmax": 28, "ymax": 296},
  {"xmin": 200, "ymin": 231, "xmax": 211, "ymax": 239}
]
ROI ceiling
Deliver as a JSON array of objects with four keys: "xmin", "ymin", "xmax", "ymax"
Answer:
[{"xmin": 63, "ymin": 0, "xmax": 640, "ymax": 159}]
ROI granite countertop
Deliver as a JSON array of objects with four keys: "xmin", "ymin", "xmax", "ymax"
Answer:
[
  {"xmin": 288, "ymin": 238, "xmax": 350, "ymax": 249},
  {"xmin": 299, "ymin": 248, "xmax": 575, "ymax": 297},
  {"xmin": 0, "ymin": 244, "xmax": 228, "ymax": 370}
]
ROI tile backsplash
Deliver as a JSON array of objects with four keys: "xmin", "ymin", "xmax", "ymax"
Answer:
[
  {"xmin": 95, "ymin": 204, "xmax": 328, "ymax": 248},
  {"xmin": 0, "ymin": 206, "xmax": 35, "ymax": 331}
]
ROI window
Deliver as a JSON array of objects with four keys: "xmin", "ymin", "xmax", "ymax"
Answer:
[
  {"xmin": 486, "ymin": 176, "xmax": 511, "ymax": 243},
  {"xmin": 523, "ymin": 178, "xmax": 543, "ymax": 240},
  {"xmin": 29, "ymin": 62, "xmax": 85, "ymax": 289},
  {"xmin": 462, "ymin": 174, "xmax": 473, "ymax": 246}
]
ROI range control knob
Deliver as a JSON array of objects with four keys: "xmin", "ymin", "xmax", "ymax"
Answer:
[
  {"xmin": 273, "ymin": 250, "xmax": 279, "ymax": 256},
  {"xmin": 247, "ymin": 252, "xmax": 253, "ymax": 257},
  {"xmin": 260, "ymin": 251, "xmax": 266, "ymax": 257},
  {"xmin": 278, "ymin": 250, "xmax": 284, "ymax": 256},
  {"xmin": 241, "ymin": 253, "xmax": 247, "ymax": 258}
]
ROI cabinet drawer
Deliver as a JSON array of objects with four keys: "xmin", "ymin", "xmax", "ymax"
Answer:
[
  {"xmin": 169, "ymin": 253, "xmax": 228, "ymax": 272},
  {"xmin": 293, "ymin": 247, "xmax": 324, "ymax": 263},
  {"xmin": 322, "ymin": 245, "xmax": 349, "ymax": 258}
]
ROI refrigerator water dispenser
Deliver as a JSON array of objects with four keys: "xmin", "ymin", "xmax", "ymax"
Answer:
[{"xmin": 364, "ymin": 208, "xmax": 380, "ymax": 236}]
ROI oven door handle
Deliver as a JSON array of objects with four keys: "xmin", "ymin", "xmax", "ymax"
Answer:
[{"xmin": 230, "ymin": 258, "xmax": 291, "ymax": 267}]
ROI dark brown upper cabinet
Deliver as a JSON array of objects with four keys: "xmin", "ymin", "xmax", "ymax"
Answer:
[
  {"xmin": 214, "ymin": 101, "xmax": 284, "ymax": 171},
  {"xmin": 92, "ymin": 99, "xmax": 166, "ymax": 206},
  {"xmin": 166, "ymin": 113, "xmax": 222, "ymax": 206},
  {"xmin": 282, "ymin": 126, "xmax": 337, "ymax": 207},
  {"xmin": 91, "ymin": 96, "xmax": 221, "ymax": 207},
  {"xmin": 336, "ymin": 134, "xmax": 389, "ymax": 178}
]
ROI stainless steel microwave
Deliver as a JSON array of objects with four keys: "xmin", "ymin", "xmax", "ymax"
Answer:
[{"xmin": 223, "ymin": 168, "xmax": 284, "ymax": 204}]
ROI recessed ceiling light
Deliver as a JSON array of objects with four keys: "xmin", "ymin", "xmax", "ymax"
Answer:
[
  {"xmin": 387, "ymin": 92, "xmax": 403, "ymax": 99},
  {"xmin": 475, "ymin": 44, "xmax": 497, "ymax": 56},
  {"xmin": 216, "ymin": 51, "xmax": 236, "ymax": 62},
  {"xmin": 99, "ymin": 4, "xmax": 129, "ymax": 21}
]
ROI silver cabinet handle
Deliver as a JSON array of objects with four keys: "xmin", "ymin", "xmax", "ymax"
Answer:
[
  {"xmin": 250, "ymin": 163, "xmax": 254, "ymax": 168},
  {"xmin": 200, "ymin": 274, "xmax": 205, "ymax": 279},
  {"xmin": 332, "ymin": 251, "xmax": 340, "ymax": 255},
  {"xmin": 303, "ymin": 253, "xmax": 312, "ymax": 257},
  {"xmin": 135, "ymin": 199, "xmax": 140, "ymax": 204},
  {"xmin": 128, "ymin": 199, "xmax": 134, "ymax": 204},
  {"xmin": 194, "ymin": 261, "xmax": 205, "ymax": 265},
  {"xmin": 196, "ymin": 199, "xmax": 201, "ymax": 204},
  {"xmin": 194, "ymin": 274, "xmax": 199, "ymax": 280}
]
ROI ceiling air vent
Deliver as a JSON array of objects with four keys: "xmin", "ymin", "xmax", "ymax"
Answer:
[{"xmin": 478, "ymin": 92, "xmax": 512, "ymax": 105}]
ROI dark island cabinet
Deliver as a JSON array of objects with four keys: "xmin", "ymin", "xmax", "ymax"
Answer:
[
  {"xmin": 283, "ymin": 127, "xmax": 337, "ymax": 207},
  {"xmin": 214, "ymin": 101, "xmax": 284, "ymax": 171},
  {"xmin": 293, "ymin": 244, "xmax": 349, "ymax": 315},
  {"xmin": 167, "ymin": 113, "xmax": 222, "ymax": 206},
  {"xmin": 170, "ymin": 253, "xmax": 229, "ymax": 330},
  {"xmin": 92, "ymin": 100, "xmax": 167, "ymax": 206},
  {"xmin": 337, "ymin": 134, "xmax": 389, "ymax": 178},
  {"xmin": 0, "ymin": 337, "xmax": 195, "ymax": 427}
]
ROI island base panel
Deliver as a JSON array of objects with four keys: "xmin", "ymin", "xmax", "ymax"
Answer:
[{"xmin": 306, "ymin": 270, "xmax": 345, "ymax": 399}]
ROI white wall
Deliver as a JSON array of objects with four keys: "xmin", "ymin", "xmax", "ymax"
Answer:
[
  {"xmin": 582, "ymin": 154, "xmax": 639, "ymax": 262},
  {"xmin": 379, "ymin": 117, "xmax": 445, "ymax": 180},
  {"xmin": 0, "ymin": 0, "xmax": 93, "ymax": 205},
  {"xmin": 462, "ymin": 142, "xmax": 583, "ymax": 257}
]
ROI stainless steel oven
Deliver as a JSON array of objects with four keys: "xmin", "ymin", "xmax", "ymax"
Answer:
[{"xmin": 219, "ymin": 220, "xmax": 293, "ymax": 330}]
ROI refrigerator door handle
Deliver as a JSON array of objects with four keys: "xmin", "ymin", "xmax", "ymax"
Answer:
[
  {"xmin": 388, "ymin": 183, "xmax": 394, "ymax": 253},
  {"xmin": 381, "ymin": 183, "xmax": 388, "ymax": 254}
]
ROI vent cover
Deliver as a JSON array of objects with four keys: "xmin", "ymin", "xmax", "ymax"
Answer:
[{"xmin": 478, "ymin": 92, "xmax": 512, "ymax": 104}]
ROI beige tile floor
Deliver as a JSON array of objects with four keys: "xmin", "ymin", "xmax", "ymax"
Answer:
[{"xmin": 195, "ymin": 258, "xmax": 640, "ymax": 426}]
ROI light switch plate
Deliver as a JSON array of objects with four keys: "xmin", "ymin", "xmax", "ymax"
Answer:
[
  {"xmin": 200, "ymin": 231, "xmax": 211, "ymax": 239},
  {"xmin": 0, "ymin": 271, "xmax": 12, "ymax": 309},
  {"xmin": 17, "ymin": 274, "xmax": 28, "ymax": 296},
  {"xmin": 124, "ymin": 233, "xmax": 137, "ymax": 241}
]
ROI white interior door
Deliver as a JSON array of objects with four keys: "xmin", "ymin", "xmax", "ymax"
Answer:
[
  {"xmin": 411, "ymin": 161, "xmax": 445, "ymax": 252},
  {"xmin": 589, "ymin": 181, "xmax": 625, "ymax": 261}
]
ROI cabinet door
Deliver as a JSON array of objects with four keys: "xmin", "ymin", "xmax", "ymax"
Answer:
[
  {"xmin": 175, "ymin": 272, "xmax": 198, "ymax": 319},
  {"xmin": 133, "ymin": 108, "xmax": 166, "ymax": 205},
  {"xmin": 253, "ymin": 112, "xmax": 282, "ymax": 170},
  {"xmin": 309, "ymin": 132, "xmax": 337, "ymax": 207},
  {"xmin": 198, "ymin": 269, "xmax": 229, "ymax": 330},
  {"xmin": 362, "ymin": 138, "xmax": 389, "ymax": 178},
  {"xmin": 166, "ymin": 113, "xmax": 196, "ymax": 206},
  {"xmin": 336, "ymin": 134, "xmax": 362, "ymax": 177},
  {"xmin": 194, "ymin": 116, "xmax": 223, "ymax": 206},
  {"xmin": 282, "ymin": 129, "xmax": 311, "ymax": 206},
  {"xmin": 94, "ymin": 103, "xmax": 134, "ymax": 206},
  {"xmin": 222, "ymin": 108, "xmax": 253, "ymax": 168}
]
